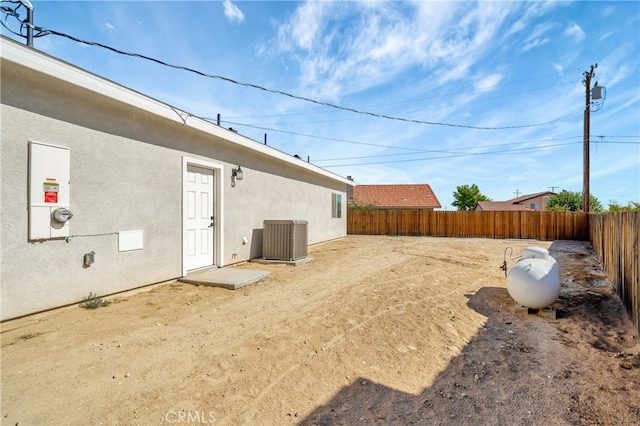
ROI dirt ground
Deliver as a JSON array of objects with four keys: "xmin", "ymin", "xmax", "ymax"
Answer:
[{"xmin": 1, "ymin": 236, "xmax": 639, "ymax": 425}]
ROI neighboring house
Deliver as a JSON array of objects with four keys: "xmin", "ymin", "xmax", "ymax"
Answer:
[
  {"xmin": 474, "ymin": 201, "xmax": 530, "ymax": 211},
  {"xmin": 0, "ymin": 36, "xmax": 352, "ymax": 320},
  {"xmin": 350, "ymin": 184, "xmax": 441, "ymax": 210},
  {"xmin": 474, "ymin": 191, "xmax": 556, "ymax": 211}
]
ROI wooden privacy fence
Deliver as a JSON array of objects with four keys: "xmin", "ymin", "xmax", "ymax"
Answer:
[
  {"xmin": 589, "ymin": 212, "xmax": 640, "ymax": 333},
  {"xmin": 347, "ymin": 210, "xmax": 589, "ymax": 240},
  {"xmin": 347, "ymin": 209, "xmax": 639, "ymax": 333}
]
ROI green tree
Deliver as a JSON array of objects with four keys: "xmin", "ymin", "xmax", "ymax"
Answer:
[
  {"xmin": 451, "ymin": 184, "xmax": 491, "ymax": 211},
  {"xmin": 547, "ymin": 191, "xmax": 604, "ymax": 212},
  {"xmin": 608, "ymin": 201, "xmax": 640, "ymax": 212}
]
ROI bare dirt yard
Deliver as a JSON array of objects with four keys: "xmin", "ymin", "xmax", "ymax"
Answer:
[{"xmin": 2, "ymin": 236, "xmax": 639, "ymax": 425}]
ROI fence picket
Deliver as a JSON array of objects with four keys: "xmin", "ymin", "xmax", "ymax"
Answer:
[
  {"xmin": 348, "ymin": 210, "xmax": 638, "ymax": 333},
  {"xmin": 589, "ymin": 212, "xmax": 640, "ymax": 333},
  {"xmin": 348, "ymin": 210, "xmax": 589, "ymax": 240}
]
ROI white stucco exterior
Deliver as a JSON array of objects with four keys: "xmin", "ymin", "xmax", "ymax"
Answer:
[{"xmin": 0, "ymin": 36, "xmax": 351, "ymax": 321}]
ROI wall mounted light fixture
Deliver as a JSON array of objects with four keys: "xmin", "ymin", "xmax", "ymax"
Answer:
[
  {"xmin": 231, "ymin": 165, "xmax": 243, "ymax": 187},
  {"xmin": 83, "ymin": 251, "xmax": 95, "ymax": 268}
]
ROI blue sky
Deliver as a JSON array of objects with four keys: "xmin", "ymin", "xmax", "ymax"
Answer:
[{"xmin": 2, "ymin": 0, "xmax": 639, "ymax": 209}]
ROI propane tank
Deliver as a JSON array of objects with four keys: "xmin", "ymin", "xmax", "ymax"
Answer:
[
  {"xmin": 506, "ymin": 248, "xmax": 561, "ymax": 309},
  {"xmin": 522, "ymin": 246, "xmax": 549, "ymax": 261}
]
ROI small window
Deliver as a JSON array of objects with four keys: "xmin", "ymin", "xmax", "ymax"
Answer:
[
  {"xmin": 332, "ymin": 193, "xmax": 342, "ymax": 218},
  {"xmin": 530, "ymin": 203, "xmax": 539, "ymax": 210}
]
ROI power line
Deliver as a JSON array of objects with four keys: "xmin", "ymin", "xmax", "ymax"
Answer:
[
  {"xmin": 219, "ymin": 117, "xmax": 636, "ymax": 160},
  {"xmin": 216, "ymin": 119, "xmax": 433, "ymax": 152},
  {"xmin": 593, "ymin": 140, "xmax": 640, "ymax": 144},
  {"xmin": 220, "ymin": 118, "xmax": 586, "ymax": 155},
  {"xmin": 225, "ymin": 75, "xmax": 574, "ymax": 121},
  {"xmin": 220, "ymin": 118, "xmax": 580, "ymax": 153},
  {"xmin": 317, "ymin": 139, "xmax": 637, "ymax": 166},
  {"xmin": 311, "ymin": 136, "xmax": 584, "ymax": 161},
  {"xmin": 320, "ymin": 141, "xmax": 582, "ymax": 168},
  {"xmin": 36, "ymin": 28, "xmax": 582, "ymax": 131},
  {"xmin": 221, "ymin": 84, "xmax": 578, "ymax": 126}
]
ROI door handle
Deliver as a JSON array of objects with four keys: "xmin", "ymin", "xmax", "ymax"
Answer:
[{"xmin": 209, "ymin": 216, "xmax": 215, "ymax": 227}]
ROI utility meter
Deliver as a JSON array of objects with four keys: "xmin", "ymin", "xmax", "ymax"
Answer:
[
  {"xmin": 28, "ymin": 141, "xmax": 72, "ymax": 240},
  {"xmin": 52, "ymin": 207, "xmax": 73, "ymax": 223}
]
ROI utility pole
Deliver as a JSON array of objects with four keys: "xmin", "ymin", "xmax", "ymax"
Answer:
[
  {"xmin": 548, "ymin": 186, "xmax": 559, "ymax": 193},
  {"xmin": 514, "ymin": 189, "xmax": 520, "ymax": 197},
  {"xmin": 583, "ymin": 64, "xmax": 596, "ymax": 213}
]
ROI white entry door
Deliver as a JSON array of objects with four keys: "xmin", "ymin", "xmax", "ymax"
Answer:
[{"xmin": 185, "ymin": 165, "xmax": 215, "ymax": 271}]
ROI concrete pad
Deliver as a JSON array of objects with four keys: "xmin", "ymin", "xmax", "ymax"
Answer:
[{"xmin": 178, "ymin": 267, "xmax": 270, "ymax": 290}]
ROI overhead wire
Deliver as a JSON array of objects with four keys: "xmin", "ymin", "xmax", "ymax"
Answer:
[
  {"xmin": 320, "ymin": 141, "xmax": 584, "ymax": 167},
  {"xmin": 2, "ymin": 7, "xmax": 633, "ymax": 168},
  {"xmin": 317, "ymin": 138, "xmax": 639, "ymax": 167},
  {"xmin": 0, "ymin": 0, "xmax": 26, "ymax": 38},
  {"xmin": 217, "ymin": 117, "xmax": 637, "ymax": 165},
  {"xmin": 220, "ymin": 117, "xmax": 635, "ymax": 154},
  {"xmin": 224, "ymin": 74, "xmax": 574, "ymax": 121},
  {"xmin": 217, "ymin": 118, "xmax": 587, "ymax": 152},
  {"xmin": 221, "ymin": 82, "xmax": 579, "ymax": 126},
  {"xmin": 216, "ymin": 119, "xmax": 441, "ymax": 152},
  {"xmin": 312, "ymin": 136, "xmax": 585, "ymax": 161},
  {"xmin": 23, "ymin": 27, "xmax": 584, "ymax": 131}
]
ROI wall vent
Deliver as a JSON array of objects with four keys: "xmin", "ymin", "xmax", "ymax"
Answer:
[{"xmin": 263, "ymin": 220, "xmax": 308, "ymax": 261}]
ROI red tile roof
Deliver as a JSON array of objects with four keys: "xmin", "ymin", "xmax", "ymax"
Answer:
[{"xmin": 352, "ymin": 184, "xmax": 441, "ymax": 209}]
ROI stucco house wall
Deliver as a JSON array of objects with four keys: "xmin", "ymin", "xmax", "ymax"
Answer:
[{"xmin": 1, "ymin": 37, "xmax": 349, "ymax": 320}]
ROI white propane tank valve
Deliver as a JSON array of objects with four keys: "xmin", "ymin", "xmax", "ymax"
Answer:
[{"xmin": 522, "ymin": 246, "xmax": 549, "ymax": 260}]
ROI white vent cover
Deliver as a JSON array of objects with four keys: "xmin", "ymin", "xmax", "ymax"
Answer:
[{"xmin": 263, "ymin": 220, "xmax": 308, "ymax": 261}]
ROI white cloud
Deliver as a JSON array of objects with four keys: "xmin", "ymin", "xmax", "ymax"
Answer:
[
  {"xmin": 599, "ymin": 31, "xmax": 614, "ymax": 41},
  {"xmin": 564, "ymin": 23, "xmax": 586, "ymax": 42},
  {"xmin": 504, "ymin": 19, "xmax": 526, "ymax": 38},
  {"xmin": 474, "ymin": 73, "xmax": 503, "ymax": 92},
  {"xmin": 272, "ymin": 1, "xmax": 521, "ymax": 100},
  {"xmin": 553, "ymin": 63, "xmax": 564, "ymax": 75},
  {"xmin": 105, "ymin": 22, "xmax": 114, "ymax": 30},
  {"xmin": 522, "ymin": 37, "xmax": 549, "ymax": 52},
  {"xmin": 286, "ymin": 1, "xmax": 332, "ymax": 51},
  {"xmin": 223, "ymin": 0, "xmax": 244, "ymax": 23},
  {"xmin": 519, "ymin": 22, "xmax": 555, "ymax": 52}
]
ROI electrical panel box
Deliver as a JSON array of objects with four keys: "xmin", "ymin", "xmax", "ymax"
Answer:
[{"xmin": 29, "ymin": 141, "xmax": 72, "ymax": 240}]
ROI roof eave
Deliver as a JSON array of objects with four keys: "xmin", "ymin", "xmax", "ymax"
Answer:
[{"xmin": 0, "ymin": 36, "xmax": 353, "ymax": 186}]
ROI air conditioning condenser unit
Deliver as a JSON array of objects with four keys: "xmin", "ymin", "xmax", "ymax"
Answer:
[{"xmin": 263, "ymin": 220, "xmax": 308, "ymax": 261}]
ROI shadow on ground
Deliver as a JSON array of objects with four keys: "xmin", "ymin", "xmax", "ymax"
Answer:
[{"xmin": 300, "ymin": 241, "xmax": 639, "ymax": 426}]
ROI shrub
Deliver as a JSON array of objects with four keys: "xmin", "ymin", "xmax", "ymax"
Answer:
[{"xmin": 80, "ymin": 292, "xmax": 110, "ymax": 309}]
